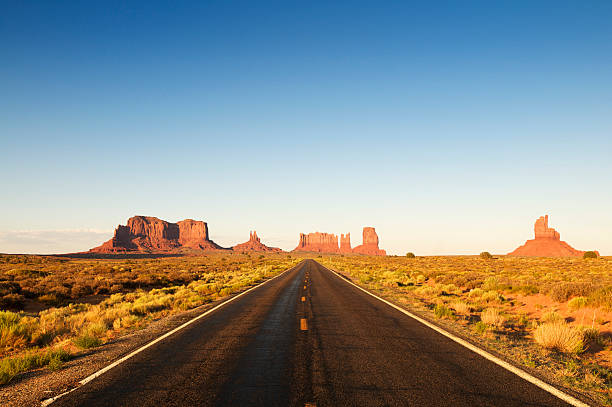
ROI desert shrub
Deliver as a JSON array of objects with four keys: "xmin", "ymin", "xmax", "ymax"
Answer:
[
  {"xmin": 587, "ymin": 286, "xmax": 612, "ymax": 310},
  {"xmin": 468, "ymin": 288, "xmax": 484, "ymax": 299},
  {"xmin": 455, "ymin": 273, "xmax": 484, "ymax": 290},
  {"xmin": 534, "ymin": 323, "xmax": 584, "ymax": 353},
  {"xmin": 481, "ymin": 290, "xmax": 503, "ymax": 303},
  {"xmin": 0, "ymin": 347, "xmax": 71, "ymax": 384},
  {"xmin": 481, "ymin": 308, "xmax": 505, "ymax": 327},
  {"xmin": 0, "ymin": 311, "xmax": 33, "ymax": 350},
  {"xmin": 450, "ymin": 301, "xmax": 471, "ymax": 316},
  {"xmin": 541, "ymin": 311, "xmax": 564, "ymax": 323},
  {"xmin": 549, "ymin": 282, "xmax": 598, "ymax": 302},
  {"xmin": 568, "ymin": 296, "xmax": 588, "ymax": 311},
  {"xmin": 581, "ymin": 327, "xmax": 605, "ymax": 349},
  {"xmin": 73, "ymin": 335, "xmax": 102, "ymax": 349},
  {"xmin": 583, "ymin": 251, "xmax": 599, "ymax": 259},
  {"xmin": 434, "ymin": 304, "xmax": 455, "ymax": 319},
  {"xmin": 482, "ymin": 277, "xmax": 501, "ymax": 291},
  {"xmin": 473, "ymin": 321, "xmax": 488, "ymax": 334},
  {"xmin": 480, "ymin": 252, "xmax": 493, "ymax": 260},
  {"xmin": 406, "ymin": 253, "xmax": 416, "ymax": 258},
  {"xmin": 515, "ymin": 284, "xmax": 540, "ymax": 295}
]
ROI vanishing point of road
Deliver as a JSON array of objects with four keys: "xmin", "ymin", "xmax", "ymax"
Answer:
[{"xmin": 52, "ymin": 259, "xmax": 573, "ymax": 407}]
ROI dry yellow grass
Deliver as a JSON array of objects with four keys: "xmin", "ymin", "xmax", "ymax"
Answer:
[
  {"xmin": 534, "ymin": 322, "xmax": 584, "ymax": 354},
  {"xmin": 480, "ymin": 308, "xmax": 505, "ymax": 327}
]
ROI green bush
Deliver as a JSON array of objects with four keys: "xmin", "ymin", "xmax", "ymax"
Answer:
[
  {"xmin": 568, "ymin": 296, "xmax": 588, "ymax": 311},
  {"xmin": 74, "ymin": 335, "xmax": 102, "ymax": 349},
  {"xmin": 406, "ymin": 252, "xmax": 416, "ymax": 258},
  {"xmin": 0, "ymin": 348, "xmax": 71, "ymax": 384},
  {"xmin": 583, "ymin": 251, "xmax": 599, "ymax": 259},
  {"xmin": 434, "ymin": 304, "xmax": 455, "ymax": 319},
  {"xmin": 480, "ymin": 252, "xmax": 493, "ymax": 260},
  {"xmin": 473, "ymin": 321, "xmax": 488, "ymax": 334}
]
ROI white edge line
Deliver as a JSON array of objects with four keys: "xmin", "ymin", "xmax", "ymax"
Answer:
[
  {"xmin": 325, "ymin": 265, "xmax": 591, "ymax": 407},
  {"xmin": 41, "ymin": 262, "xmax": 301, "ymax": 406}
]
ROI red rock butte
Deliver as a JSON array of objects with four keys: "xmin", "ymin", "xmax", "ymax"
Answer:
[
  {"xmin": 90, "ymin": 216, "xmax": 224, "ymax": 253},
  {"xmin": 508, "ymin": 215, "xmax": 590, "ymax": 257},
  {"xmin": 294, "ymin": 232, "xmax": 340, "ymax": 253},
  {"xmin": 353, "ymin": 227, "xmax": 387, "ymax": 256},
  {"xmin": 232, "ymin": 231, "xmax": 282, "ymax": 252},
  {"xmin": 293, "ymin": 227, "xmax": 386, "ymax": 255}
]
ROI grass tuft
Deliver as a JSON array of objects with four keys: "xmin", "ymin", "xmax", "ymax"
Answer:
[{"xmin": 534, "ymin": 322, "xmax": 584, "ymax": 354}]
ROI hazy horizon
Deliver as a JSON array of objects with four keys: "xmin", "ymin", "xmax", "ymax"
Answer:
[{"xmin": 2, "ymin": 1, "xmax": 611, "ymax": 255}]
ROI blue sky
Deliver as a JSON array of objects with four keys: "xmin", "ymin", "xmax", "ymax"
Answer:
[{"xmin": 1, "ymin": 1, "xmax": 611, "ymax": 255}]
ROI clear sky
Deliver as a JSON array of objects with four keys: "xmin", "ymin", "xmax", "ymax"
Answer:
[{"xmin": 1, "ymin": 1, "xmax": 611, "ymax": 255}]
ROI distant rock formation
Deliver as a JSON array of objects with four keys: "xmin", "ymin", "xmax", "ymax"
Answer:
[
  {"xmin": 294, "ymin": 227, "xmax": 386, "ymax": 255},
  {"xmin": 294, "ymin": 232, "xmax": 340, "ymax": 253},
  {"xmin": 353, "ymin": 227, "xmax": 386, "ymax": 256},
  {"xmin": 508, "ymin": 215, "xmax": 588, "ymax": 257},
  {"xmin": 232, "ymin": 231, "xmax": 282, "ymax": 252},
  {"xmin": 90, "ymin": 216, "xmax": 224, "ymax": 253},
  {"xmin": 340, "ymin": 233, "xmax": 352, "ymax": 253}
]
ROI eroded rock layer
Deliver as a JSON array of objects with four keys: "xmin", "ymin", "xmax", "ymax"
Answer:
[
  {"xmin": 340, "ymin": 233, "xmax": 352, "ymax": 253},
  {"xmin": 353, "ymin": 227, "xmax": 386, "ymax": 256},
  {"xmin": 90, "ymin": 216, "xmax": 224, "ymax": 253},
  {"xmin": 232, "ymin": 231, "xmax": 282, "ymax": 252},
  {"xmin": 294, "ymin": 227, "xmax": 386, "ymax": 255},
  {"xmin": 294, "ymin": 232, "xmax": 340, "ymax": 253}
]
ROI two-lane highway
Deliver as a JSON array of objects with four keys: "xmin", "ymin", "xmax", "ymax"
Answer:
[{"xmin": 51, "ymin": 259, "xmax": 573, "ymax": 406}]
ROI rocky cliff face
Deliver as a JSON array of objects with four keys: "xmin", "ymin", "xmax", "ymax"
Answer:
[
  {"xmin": 534, "ymin": 215, "xmax": 561, "ymax": 240},
  {"xmin": 353, "ymin": 227, "xmax": 386, "ymax": 256},
  {"xmin": 293, "ymin": 232, "xmax": 340, "ymax": 253},
  {"xmin": 232, "ymin": 231, "xmax": 282, "ymax": 252},
  {"xmin": 90, "ymin": 216, "xmax": 223, "ymax": 253},
  {"xmin": 340, "ymin": 233, "xmax": 352, "ymax": 253},
  {"xmin": 294, "ymin": 227, "xmax": 386, "ymax": 255},
  {"xmin": 508, "ymin": 215, "xmax": 587, "ymax": 257}
]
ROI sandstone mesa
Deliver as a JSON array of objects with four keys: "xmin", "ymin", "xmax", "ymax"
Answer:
[
  {"xmin": 293, "ymin": 227, "xmax": 386, "ymax": 256},
  {"xmin": 90, "ymin": 216, "xmax": 225, "ymax": 253},
  {"xmin": 508, "ymin": 215, "xmax": 593, "ymax": 257}
]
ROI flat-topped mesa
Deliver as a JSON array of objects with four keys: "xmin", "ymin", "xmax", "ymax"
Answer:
[
  {"xmin": 293, "ymin": 232, "xmax": 340, "ymax": 253},
  {"xmin": 232, "ymin": 230, "xmax": 282, "ymax": 252},
  {"xmin": 90, "ymin": 216, "xmax": 223, "ymax": 253},
  {"xmin": 340, "ymin": 233, "xmax": 352, "ymax": 253},
  {"xmin": 353, "ymin": 227, "xmax": 386, "ymax": 256},
  {"xmin": 508, "ymin": 215, "xmax": 589, "ymax": 257}
]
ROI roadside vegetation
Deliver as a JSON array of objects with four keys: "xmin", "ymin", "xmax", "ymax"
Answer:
[
  {"xmin": 318, "ymin": 255, "xmax": 612, "ymax": 405},
  {"xmin": 0, "ymin": 253, "xmax": 299, "ymax": 385}
]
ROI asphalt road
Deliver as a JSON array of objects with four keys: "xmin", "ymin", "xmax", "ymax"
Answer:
[{"xmin": 52, "ymin": 259, "xmax": 572, "ymax": 407}]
